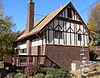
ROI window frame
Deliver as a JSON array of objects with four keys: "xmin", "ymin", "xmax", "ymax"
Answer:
[
  {"xmin": 54, "ymin": 31, "xmax": 63, "ymax": 39},
  {"xmin": 20, "ymin": 48, "xmax": 26, "ymax": 53},
  {"xmin": 78, "ymin": 33, "xmax": 82, "ymax": 41},
  {"xmin": 67, "ymin": 8, "xmax": 72, "ymax": 18}
]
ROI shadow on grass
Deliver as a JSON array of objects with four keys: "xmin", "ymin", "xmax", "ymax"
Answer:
[
  {"xmin": 0, "ymin": 62, "xmax": 17, "ymax": 78},
  {"xmin": 0, "ymin": 68, "xmax": 7, "ymax": 78}
]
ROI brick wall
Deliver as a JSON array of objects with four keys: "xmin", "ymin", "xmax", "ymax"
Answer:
[
  {"xmin": 31, "ymin": 46, "xmax": 38, "ymax": 55},
  {"xmin": 45, "ymin": 44, "xmax": 89, "ymax": 69},
  {"xmin": 31, "ymin": 46, "xmax": 38, "ymax": 64}
]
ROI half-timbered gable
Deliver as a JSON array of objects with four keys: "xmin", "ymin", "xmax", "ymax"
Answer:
[{"xmin": 46, "ymin": 3, "xmax": 89, "ymax": 47}]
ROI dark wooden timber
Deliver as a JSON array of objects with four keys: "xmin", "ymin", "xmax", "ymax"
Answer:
[
  {"xmin": 56, "ymin": 17, "xmax": 82, "ymax": 25},
  {"xmin": 12, "ymin": 55, "xmax": 60, "ymax": 68}
]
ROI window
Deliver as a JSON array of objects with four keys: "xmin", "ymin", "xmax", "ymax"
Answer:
[
  {"xmin": 67, "ymin": 8, "xmax": 72, "ymax": 18},
  {"xmin": 20, "ymin": 49, "xmax": 26, "ymax": 53},
  {"xmin": 54, "ymin": 31, "xmax": 62, "ymax": 39},
  {"xmin": 78, "ymin": 33, "xmax": 82, "ymax": 41},
  {"xmin": 59, "ymin": 32, "xmax": 62, "ymax": 39},
  {"xmin": 20, "ymin": 57, "xmax": 26, "ymax": 62},
  {"xmin": 54, "ymin": 31, "xmax": 58, "ymax": 38}
]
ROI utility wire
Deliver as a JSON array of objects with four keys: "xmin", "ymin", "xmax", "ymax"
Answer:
[
  {"xmin": 34, "ymin": 0, "xmax": 100, "ymax": 16},
  {"xmin": 34, "ymin": 13, "xmax": 45, "ymax": 17},
  {"xmin": 80, "ymin": 0, "xmax": 100, "ymax": 14}
]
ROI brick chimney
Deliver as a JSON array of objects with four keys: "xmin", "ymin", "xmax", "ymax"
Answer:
[
  {"xmin": 26, "ymin": 0, "xmax": 34, "ymax": 65},
  {"xmin": 26, "ymin": 0, "xmax": 34, "ymax": 33}
]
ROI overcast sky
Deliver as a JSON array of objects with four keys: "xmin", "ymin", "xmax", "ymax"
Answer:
[{"xmin": 3, "ymin": 0, "xmax": 99, "ymax": 31}]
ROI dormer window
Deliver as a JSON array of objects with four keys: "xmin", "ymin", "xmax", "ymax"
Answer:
[{"xmin": 67, "ymin": 8, "xmax": 72, "ymax": 18}]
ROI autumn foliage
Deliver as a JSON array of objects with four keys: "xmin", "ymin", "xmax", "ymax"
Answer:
[{"xmin": 87, "ymin": 2, "xmax": 100, "ymax": 45}]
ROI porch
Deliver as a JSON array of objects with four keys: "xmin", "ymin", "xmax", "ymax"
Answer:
[{"xmin": 11, "ymin": 55, "xmax": 60, "ymax": 68}]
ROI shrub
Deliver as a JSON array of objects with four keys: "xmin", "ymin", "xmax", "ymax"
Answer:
[
  {"xmin": 14, "ymin": 73, "xmax": 26, "ymax": 78},
  {"xmin": 42, "ymin": 68, "xmax": 57, "ymax": 75},
  {"xmin": 45, "ymin": 74, "xmax": 54, "ymax": 78},
  {"xmin": 59, "ymin": 68, "xmax": 70, "ymax": 78},
  {"xmin": 13, "ymin": 73, "xmax": 20, "ymax": 78},
  {"xmin": 0, "ymin": 73, "xmax": 2, "ymax": 78},
  {"xmin": 54, "ymin": 70, "xmax": 70, "ymax": 78},
  {"xmin": 42, "ymin": 68, "xmax": 71, "ymax": 78},
  {"xmin": 33, "ymin": 73, "xmax": 44, "ymax": 78},
  {"xmin": 90, "ymin": 50, "xmax": 98, "ymax": 61},
  {"xmin": 25, "ymin": 64, "xmax": 40, "ymax": 77},
  {"xmin": 5, "ymin": 73, "xmax": 16, "ymax": 78},
  {"xmin": 59, "ymin": 68, "xmax": 69, "ymax": 73},
  {"xmin": 19, "ymin": 74, "xmax": 26, "ymax": 78}
]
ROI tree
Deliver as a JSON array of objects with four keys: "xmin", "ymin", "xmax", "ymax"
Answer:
[
  {"xmin": 0, "ymin": 2, "xmax": 20, "ymax": 60},
  {"xmin": 90, "ymin": 50, "xmax": 98, "ymax": 61},
  {"xmin": 87, "ymin": 2, "xmax": 100, "ymax": 46}
]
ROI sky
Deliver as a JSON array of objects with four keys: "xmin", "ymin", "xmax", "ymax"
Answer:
[{"xmin": 3, "ymin": 0, "xmax": 99, "ymax": 31}]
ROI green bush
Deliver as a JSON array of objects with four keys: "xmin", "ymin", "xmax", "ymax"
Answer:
[
  {"xmin": 42, "ymin": 68, "xmax": 57, "ymax": 75},
  {"xmin": 42, "ymin": 68, "xmax": 71, "ymax": 78},
  {"xmin": 55, "ymin": 71, "xmax": 70, "ymax": 78},
  {"xmin": 45, "ymin": 74, "xmax": 54, "ymax": 78},
  {"xmin": 5, "ymin": 73, "xmax": 15, "ymax": 78},
  {"xmin": 59, "ymin": 68, "xmax": 70, "ymax": 78},
  {"xmin": 33, "ymin": 73, "xmax": 44, "ymax": 78},
  {"xmin": 59, "ymin": 68, "xmax": 69, "ymax": 73},
  {"xmin": 14, "ymin": 73, "xmax": 20, "ymax": 78},
  {"xmin": 0, "ymin": 73, "xmax": 2, "ymax": 78},
  {"xmin": 14, "ymin": 73, "xmax": 26, "ymax": 78},
  {"xmin": 19, "ymin": 74, "xmax": 26, "ymax": 78}
]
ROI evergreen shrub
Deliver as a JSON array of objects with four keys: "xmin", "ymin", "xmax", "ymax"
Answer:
[{"xmin": 33, "ymin": 73, "xmax": 44, "ymax": 78}]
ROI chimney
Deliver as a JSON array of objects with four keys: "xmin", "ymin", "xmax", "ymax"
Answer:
[
  {"xmin": 26, "ymin": 0, "xmax": 34, "ymax": 65},
  {"xmin": 26, "ymin": 0, "xmax": 34, "ymax": 33}
]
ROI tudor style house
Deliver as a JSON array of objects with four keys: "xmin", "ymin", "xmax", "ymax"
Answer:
[{"xmin": 13, "ymin": 0, "xmax": 91, "ymax": 69}]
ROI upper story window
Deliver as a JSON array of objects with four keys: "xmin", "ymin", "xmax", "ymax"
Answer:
[
  {"xmin": 54, "ymin": 31, "xmax": 62, "ymax": 39},
  {"xmin": 20, "ymin": 48, "xmax": 26, "ymax": 53},
  {"xmin": 78, "ymin": 33, "xmax": 82, "ymax": 41},
  {"xmin": 67, "ymin": 8, "xmax": 72, "ymax": 18},
  {"xmin": 54, "ymin": 31, "xmax": 58, "ymax": 38}
]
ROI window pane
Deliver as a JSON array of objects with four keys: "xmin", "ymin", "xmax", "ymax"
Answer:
[
  {"xmin": 20, "ymin": 49, "xmax": 26, "ymax": 53},
  {"xmin": 54, "ymin": 31, "xmax": 58, "ymax": 38},
  {"xmin": 78, "ymin": 34, "xmax": 82, "ymax": 41},
  {"xmin": 54, "ymin": 31, "xmax": 62, "ymax": 39},
  {"xmin": 59, "ymin": 32, "xmax": 62, "ymax": 39},
  {"xmin": 67, "ymin": 8, "xmax": 72, "ymax": 18},
  {"xmin": 20, "ymin": 49, "xmax": 23, "ymax": 53},
  {"xmin": 24, "ymin": 49, "xmax": 26, "ymax": 53}
]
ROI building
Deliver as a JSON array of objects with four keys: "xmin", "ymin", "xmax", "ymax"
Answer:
[{"xmin": 14, "ymin": 0, "xmax": 91, "ymax": 69}]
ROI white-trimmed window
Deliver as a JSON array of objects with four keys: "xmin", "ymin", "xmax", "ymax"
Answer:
[{"xmin": 20, "ymin": 48, "xmax": 26, "ymax": 53}]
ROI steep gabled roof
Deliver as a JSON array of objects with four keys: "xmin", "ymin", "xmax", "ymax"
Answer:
[{"xmin": 16, "ymin": 2, "xmax": 91, "ymax": 41}]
